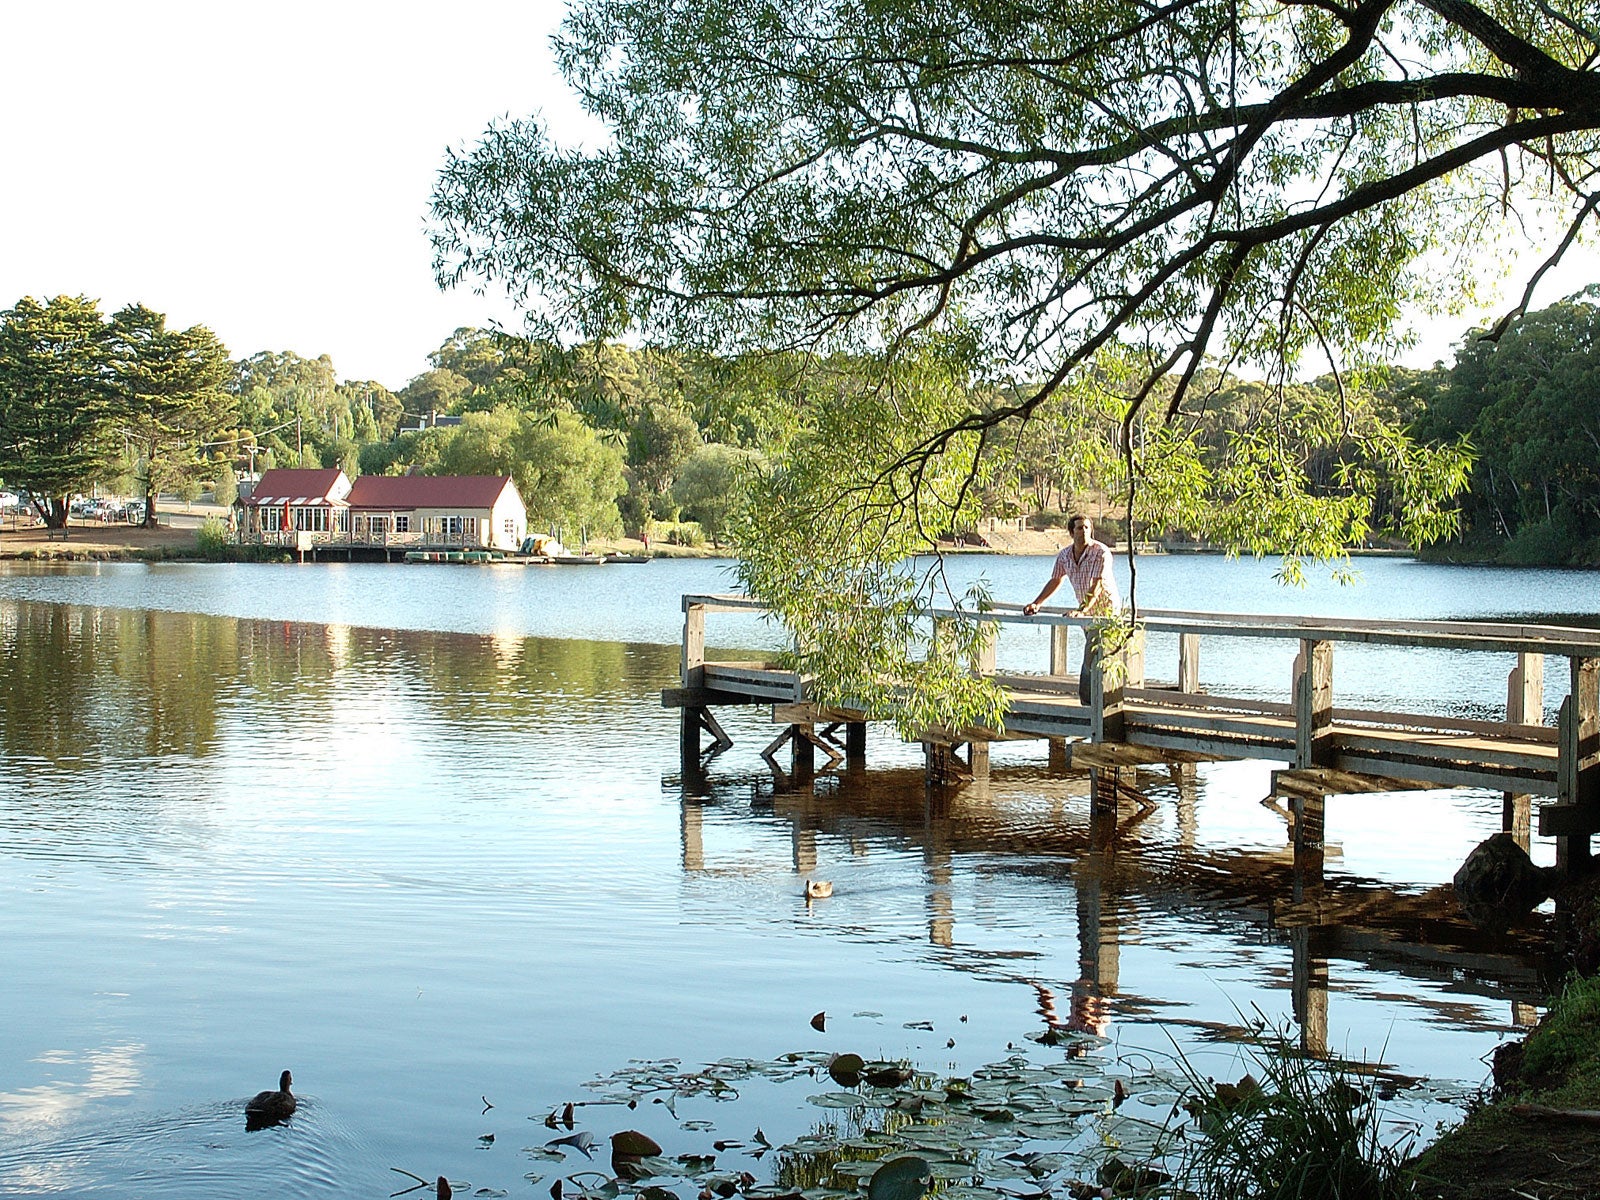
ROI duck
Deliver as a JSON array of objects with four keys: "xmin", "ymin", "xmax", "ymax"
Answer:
[
  {"xmin": 245, "ymin": 1069, "xmax": 297, "ymax": 1124},
  {"xmin": 804, "ymin": 879, "xmax": 833, "ymax": 899}
]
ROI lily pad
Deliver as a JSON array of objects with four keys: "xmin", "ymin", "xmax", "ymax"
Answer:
[
  {"xmin": 866, "ymin": 1155, "xmax": 933, "ymax": 1200},
  {"xmin": 828, "ymin": 1053, "xmax": 865, "ymax": 1087},
  {"xmin": 612, "ymin": 1131, "xmax": 663, "ymax": 1157},
  {"xmin": 808, "ymin": 1091, "xmax": 869, "ymax": 1109}
]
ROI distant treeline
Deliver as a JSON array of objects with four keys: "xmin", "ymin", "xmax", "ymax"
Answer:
[{"xmin": 4, "ymin": 294, "xmax": 1597, "ymax": 561}]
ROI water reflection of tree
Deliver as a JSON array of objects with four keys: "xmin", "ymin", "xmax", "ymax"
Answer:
[
  {"xmin": 0, "ymin": 600, "xmax": 682, "ymax": 769},
  {"xmin": 0, "ymin": 603, "xmax": 235, "ymax": 762}
]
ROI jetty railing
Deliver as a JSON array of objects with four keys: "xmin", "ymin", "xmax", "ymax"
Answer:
[{"xmin": 665, "ymin": 593, "xmax": 1600, "ymax": 868}]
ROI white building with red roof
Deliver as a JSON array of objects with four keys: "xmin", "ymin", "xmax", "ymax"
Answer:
[
  {"xmin": 240, "ymin": 470, "xmax": 526, "ymax": 552},
  {"xmin": 241, "ymin": 468, "xmax": 352, "ymax": 537},
  {"xmin": 346, "ymin": 474, "xmax": 526, "ymax": 551}
]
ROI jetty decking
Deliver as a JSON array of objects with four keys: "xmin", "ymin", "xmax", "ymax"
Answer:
[{"xmin": 664, "ymin": 594, "xmax": 1600, "ymax": 869}]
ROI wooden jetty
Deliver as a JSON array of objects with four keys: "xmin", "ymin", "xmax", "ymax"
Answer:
[{"xmin": 665, "ymin": 594, "xmax": 1600, "ymax": 871}]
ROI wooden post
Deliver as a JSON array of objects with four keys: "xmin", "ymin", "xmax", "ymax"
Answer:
[
  {"xmin": 1555, "ymin": 657, "xmax": 1599, "ymax": 871},
  {"xmin": 1294, "ymin": 639, "xmax": 1334, "ymax": 769},
  {"xmin": 793, "ymin": 724, "xmax": 816, "ymax": 780},
  {"xmin": 967, "ymin": 739, "xmax": 990, "ymax": 781},
  {"xmin": 1089, "ymin": 633, "xmax": 1126, "ymax": 742},
  {"xmin": 1050, "ymin": 623, "xmax": 1071, "ymax": 677},
  {"xmin": 845, "ymin": 722, "xmax": 867, "ymax": 764},
  {"xmin": 972, "ymin": 619, "xmax": 997, "ymax": 699},
  {"xmin": 681, "ymin": 602, "xmax": 708, "ymax": 771},
  {"xmin": 1503, "ymin": 653, "xmax": 1543, "ymax": 850},
  {"xmin": 1123, "ymin": 626, "xmax": 1146, "ymax": 690},
  {"xmin": 681, "ymin": 602, "xmax": 706, "ymax": 688},
  {"xmin": 1178, "ymin": 632, "xmax": 1200, "ymax": 693}
]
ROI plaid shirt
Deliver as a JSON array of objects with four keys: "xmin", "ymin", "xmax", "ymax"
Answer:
[{"xmin": 1049, "ymin": 539, "xmax": 1120, "ymax": 613}]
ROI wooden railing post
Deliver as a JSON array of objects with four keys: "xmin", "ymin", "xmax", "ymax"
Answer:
[
  {"xmin": 1554, "ymin": 656, "xmax": 1599, "ymax": 871},
  {"xmin": 973, "ymin": 619, "xmax": 997, "ymax": 677},
  {"xmin": 1503, "ymin": 653, "xmax": 1543, "ymax": 849},
  {"xmin": 682, "ymin": 602, "xmax": 706, "ymax": 688},
  {"xmin": 1294, "ymin": 639, "xmax": 1334, "ymax": 769},
  {"xmin": 1089, "ymin": 632, "xmax": 1126, "ymax": 742},
  {"xmin": 1178, "ymin": 633, "xmax": 1200, "ymax": 693},
  {"xmin": 681, "ymin": 602, "xmax": 708, "ymax": 767},
  {"xmin": 1050, "ymin": 623, "xmax": 1071, "ymax": 677}
]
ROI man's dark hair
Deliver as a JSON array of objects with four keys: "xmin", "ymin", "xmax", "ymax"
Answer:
[{"xmin": 1067, "ymin": 514, "xmax": 1089, "ymax": 533}]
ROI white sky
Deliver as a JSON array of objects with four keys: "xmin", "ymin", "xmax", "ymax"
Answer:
[
  {"xmin": 0, "ymin": 1, "xmax": 584, "ymax": 390},
  {"xmin": 2, "ymin": 2, "xmax": 1593, "ymax": 392}
]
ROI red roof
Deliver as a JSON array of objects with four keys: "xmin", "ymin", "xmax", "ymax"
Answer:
[
  {"xmin": 247, "ymin": 469, "xmax": 349, "ymax": 506},
  {"xmin": 345, "ymin": 474, "xmax": 517, "ymax": 511}
]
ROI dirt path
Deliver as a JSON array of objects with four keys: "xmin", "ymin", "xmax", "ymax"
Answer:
[{"xmin": 0, "ymin": 519, "xmax": 198, "ymax": 559}]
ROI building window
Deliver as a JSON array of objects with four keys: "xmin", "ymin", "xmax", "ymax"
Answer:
[
  {"xmin": 395, "ymin": 515, "xmax": 409, "ymax": 533},
  {"xmin": 293, "ymin": 507, "xmax": 329, "ymax": 532},
  {"xmin": 369, "ymin": 516, "xmax": 389, "ymax": 536},
  {"xmin": 262, "ymin": 508, "xmax": 281, "ymax": 532}
]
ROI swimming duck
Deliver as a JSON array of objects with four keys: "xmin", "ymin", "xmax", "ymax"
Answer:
[
  {"xmin": 804, "ymin": 879, "xmax": 833, "ymax": 899},
  {"xmin": 245, "ymin": 1069, "xmax": 297, "ymax": 1124}
]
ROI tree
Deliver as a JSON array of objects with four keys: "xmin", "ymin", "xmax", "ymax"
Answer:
[
  {"xmin": 1421, "ymin": 294, "xmax": 1600, "ymax": 559},
  {"xmin": 515, "ymin": 413, "xmax": 627, "ymax": 541},
  {"xmin": 672, "ymin": 443, "xmax": 762, "ymax": 547},
  {"xmin": 110, "ymin": 304, "xmax": 234, "ymax": 527},
  {"xmin": 428, "ymin": 0, "xmax": 1581, "ymax": 721},
  {"xmin": 0, "ymin": 295, "xmax": 116, "ymax": 527}
]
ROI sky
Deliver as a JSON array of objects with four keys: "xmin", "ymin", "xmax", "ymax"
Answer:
[
  {"xmin": 0, "ymin": 1, "xmax": 586, "ymax": 390},
  {"xmin": 2, "ymin": 2, "xmax": 1594, "ymax": 393}
]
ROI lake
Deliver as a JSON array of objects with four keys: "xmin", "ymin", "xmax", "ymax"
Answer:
[{"xmin": 0, "ymin": 554, "xmax": 1593, "ymax": 1198}]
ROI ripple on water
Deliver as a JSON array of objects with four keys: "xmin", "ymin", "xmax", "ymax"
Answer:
[{"xmin": 0, "ymin": 1100, "xmax": 387, "ymax": 1199}]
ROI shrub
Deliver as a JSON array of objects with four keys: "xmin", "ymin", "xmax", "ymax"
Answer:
[
  {"xmin": 664, "ymin": 521, "xmax": 707, "ymax": 547},
  {"xmin": 195, "ymin": 516, "xmax": 232, "ymax": 560}
]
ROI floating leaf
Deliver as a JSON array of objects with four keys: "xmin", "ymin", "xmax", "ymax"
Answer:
[
  {"xmin": 611, "ymin": 1131, "xmax": 663, "ymax": 1157},
  {"xmin": 903, "ymin": 1021, "xmax": 934, "ymax": 1031},
  {"xmin": 828, "ymin": 1054, "xmax": 865, "ymax": 1087},
  {"xmin": 810, "ymin": 1012, "xmax": 827, "ymax": 1032},
  {"xmin": 866, "ymin": 1155, "xmax": 932, "ymax": 1200},
  {"xmin": 547, "ymin": 1132, "xmax": 597, "ymax": 1158},
  {"xmin": 829, "ymin": 1161, "xmax": 888, "ymax": 1179},
  {"xmin": 863, "ymin": 1065, "xmax": 914, "ymax": 1088},
  {"xmin": 637, "ymin": 1189, "xmax": 680, "ymax": 1200},
  {"xmin": 808, "ymin": 1092, "xmax": 869, "ymax": 1109}
]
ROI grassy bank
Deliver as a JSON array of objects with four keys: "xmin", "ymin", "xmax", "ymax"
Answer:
[{"xmin": 1411, "ymin": 972, "xmax": 1600, "ymax": 1199}]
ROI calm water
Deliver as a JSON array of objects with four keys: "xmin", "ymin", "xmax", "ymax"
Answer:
[{"xmin": 0, "ymin": 555, "xmax": 1595, "ymax": 1198}]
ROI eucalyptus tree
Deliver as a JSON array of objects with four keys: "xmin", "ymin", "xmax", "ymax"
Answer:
[
  {"xmin": 431, "ymin": 0, "xmax": 1587, "ymax": 725},
  {"xmin": 109, "ymin": 305, "xmax": 234, "ymax": 527},
  {"xmin": 0, "ymin": 295, "xmax": 117, "ymax": 527}
]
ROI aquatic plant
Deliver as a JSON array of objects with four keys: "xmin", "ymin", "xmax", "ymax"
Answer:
[
  {"xmin": 509, "ymin": 1021, "xmax": 1454, "ymax": 1200},
  {"xmin": 1170, "ymin": 1026, "xmax": 1419, "ymax": 1200}
]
